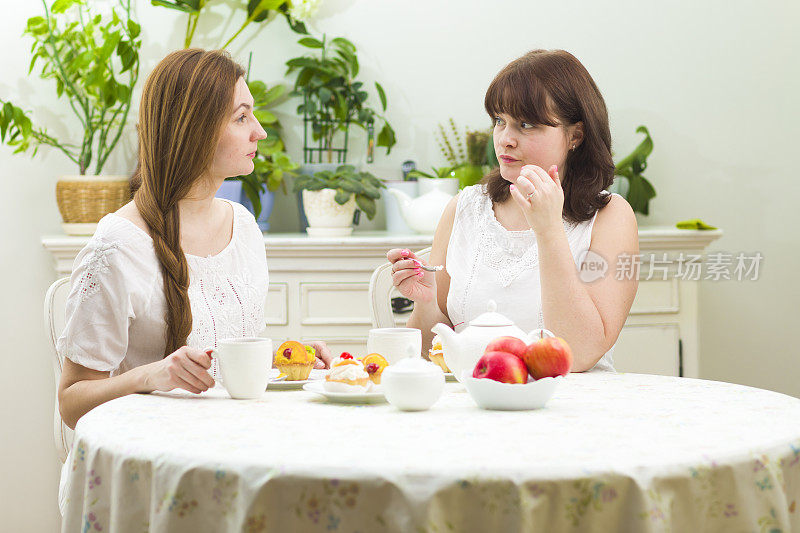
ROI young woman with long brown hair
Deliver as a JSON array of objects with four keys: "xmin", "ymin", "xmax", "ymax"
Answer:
[
  {"xmin": 56, "ymin": 49, "xmax": 330, "ymax": 430},
  {"xmin": 387, "ymin": 50, "xmax": 639, "ymax": 372}
]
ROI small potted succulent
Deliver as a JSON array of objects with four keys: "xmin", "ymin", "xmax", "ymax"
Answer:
[
  {"xmin": 292, "ymin": 165, "xmax": 384, "ymax": 236},
  {"xmin": 0, "ymin": 0, "xmax": 141, "ymax": 235}
]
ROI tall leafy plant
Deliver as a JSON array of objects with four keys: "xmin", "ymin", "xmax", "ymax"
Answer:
[
  {"xmin": 0, "ymin": 0, "xmax": 141, "ymax": 175},
  {"xmin": 614, "ymin": 125, "xmax": 655, "ymax": 215},
  {"xmin": 286, "ymin": 34, "xmax": 396, "ymax": 163}
]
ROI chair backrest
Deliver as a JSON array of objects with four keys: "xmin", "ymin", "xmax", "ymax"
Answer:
[
  {"xmin": 368, "ymin": 247, "xmax": 431, "ymax": 329},
  {"xmin": 44, "ymin": 277, "xmax": 74, "ymax": 463}
]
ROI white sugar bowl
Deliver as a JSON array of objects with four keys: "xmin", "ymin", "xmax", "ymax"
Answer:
[{"xmin": 381, "ymin": 356, "xmax": 445, "ymax": 411}]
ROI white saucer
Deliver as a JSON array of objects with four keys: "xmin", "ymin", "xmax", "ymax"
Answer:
[
  {"xmin": 302, "ymin": 381, "xmax": 386, "ymax": 404},
  {"xmin": 268, "ymin": 368, "xmax": 327, "ymax": 390}
]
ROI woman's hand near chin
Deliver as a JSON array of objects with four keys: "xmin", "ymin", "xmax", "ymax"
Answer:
[
  {"xmin": 386, "ymin": 248, "xmax": 437, "ymax": 303},
  {"xmin": 510, "ymin": 164, "xmax": 565, "ymax": 235}
]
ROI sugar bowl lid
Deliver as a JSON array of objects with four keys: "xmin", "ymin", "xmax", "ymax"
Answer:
[
  {"xmin": 468, "ymin": 300, "xmax": 514, "ymax": 327},
  {"xmin": 384, "ymin": 354, "xmax": 441, "ymax": 377}
]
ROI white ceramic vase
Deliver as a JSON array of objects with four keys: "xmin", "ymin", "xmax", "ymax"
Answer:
[{"xmin": 302, "ymin": 188, "xmax": 357, "ymax": 237}]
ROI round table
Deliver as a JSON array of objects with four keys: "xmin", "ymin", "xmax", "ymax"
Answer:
[{"xmin": 61, "ymin": 372, "xmax": 800, "ymax": 532}]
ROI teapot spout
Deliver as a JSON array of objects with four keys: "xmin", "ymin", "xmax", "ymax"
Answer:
[
  {"xmin": 431, "ymin": 322, "xmax": 456, "ymax": 347},
  {"xmin": 431, "ymin": 322, "xmax": 458, "ymax": 366},
  {"xmin": 387, "ymin": 188, "xmax": 413, "ymax": 214}
]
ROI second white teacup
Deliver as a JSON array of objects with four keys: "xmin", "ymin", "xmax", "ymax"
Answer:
[
  {"xmin": 367, "ymin": 328, "xmax": 422, "ymax": 365},
  {"xmin": 210, "ymin": 337, "xmax": 273, "ymax": 399}
]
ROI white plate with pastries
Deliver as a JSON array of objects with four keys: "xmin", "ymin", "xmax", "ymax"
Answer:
[
  {"xmin": 303, "ymin": 381, "xmax": 386, "ymax": 404},
  {"xmin": 268, "ymin": 368, "xmax": 327, "ymax": 390}
]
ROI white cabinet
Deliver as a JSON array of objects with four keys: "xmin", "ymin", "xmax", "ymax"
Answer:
[{"xmin": 42, "ymin": 227, "xmax": 721, "ymax": 377}]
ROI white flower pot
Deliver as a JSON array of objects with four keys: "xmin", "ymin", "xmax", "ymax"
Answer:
[{"xmin": 302, "ymin": 189, "xmax": 357, "ymax": 237}]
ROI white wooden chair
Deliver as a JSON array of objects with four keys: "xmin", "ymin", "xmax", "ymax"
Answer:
[
  {"xmin": 368, "ymin": 247, "xmax": 431, "ymax": 328},
  {"xmin": 44, "ymin": 277, "xmax": 74, "ymax": 463}
]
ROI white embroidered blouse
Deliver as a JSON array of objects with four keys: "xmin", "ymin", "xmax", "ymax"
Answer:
[
  {"xmin": 446, "ymin": 185, "xmax": 617, "ymax": 372},
  {"xmin": 56, "ymin": 199, "xmax": 268, "ymax": 379}
]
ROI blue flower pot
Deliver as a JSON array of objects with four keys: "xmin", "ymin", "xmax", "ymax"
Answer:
[
  {"xmin": 241, "ymin": 188, "xmax": 276, "ymax": 231},
  {"xmin": 215, "ymin": 180, "xmax": 243, "ymax": 203}
]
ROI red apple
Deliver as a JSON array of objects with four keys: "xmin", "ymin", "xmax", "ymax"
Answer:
[
  {"xmin": 523, "ymin": 337, "xmax": 573, "ymax": 379},
  {"xmin": 485, "ymin": 336, "xmax": 527, "ymax": 359},
  {"xmin": 472, "ymin": 351, "xmax": 528, "ymax": 384}
]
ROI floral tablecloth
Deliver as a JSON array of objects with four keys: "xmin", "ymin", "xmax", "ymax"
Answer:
[{"xmin": 61, "ymin": 372, "xmax": 800, "ymax": 532}]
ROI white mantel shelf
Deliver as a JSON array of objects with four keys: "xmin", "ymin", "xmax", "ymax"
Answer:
[{"xmin": 42, "ymin": 226, "xmax": 722, "ymax": 259}]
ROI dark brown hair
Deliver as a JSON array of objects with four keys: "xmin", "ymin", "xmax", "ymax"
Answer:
[
  {"xmin": 133, "ymin": 49, "xmax": 245, "ymax": 354},
  {"xmin": 483, "ymin": 49, "xmax": 614, "ymax": 223}
]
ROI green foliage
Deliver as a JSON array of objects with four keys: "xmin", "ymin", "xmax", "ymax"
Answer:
[
  {"xmin": 0, "ymin": 0, "xmax": 141, "ymax": 174},
  {"xmin": 150, "ymin": 0, "xmax": 307, "ymax": 49},
  {"xmin": 292, "ymin": 164, "xmax": 385, "ymax": 220},
  {"xmin": 237, "ymin": 79, "xmax": 299, "ymax": 217},
  {"xmin": 406, "ymin": 167, "xmax": 454, "ymax": 180},
  {"xmin": 286, "ymin": 34, "xmax": 396, "ymax": 160},
  {"xmin": 614, "ymin": 125, "xmax": 656, "ymax": 215},
  {"xmin": 408, "ymin": 119, "xmax": 494, "ymax": 188}
]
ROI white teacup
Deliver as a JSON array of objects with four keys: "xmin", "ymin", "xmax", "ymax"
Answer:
[
  {"xmin": 367, "ymin": 328, "xmax": 422, "ymax": 365},
  {"xmin": 209, "ymin": 337, "xmax": 272, "ymax": 399}
]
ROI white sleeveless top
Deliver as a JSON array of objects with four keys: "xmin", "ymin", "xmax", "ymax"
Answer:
[
  {"xmin": 56, "ymin": 200, "xmax": 269, "ymax": 379},
  {"xmin": 446, "ymin": 185, "xmax": 616, "ymax": 372}
]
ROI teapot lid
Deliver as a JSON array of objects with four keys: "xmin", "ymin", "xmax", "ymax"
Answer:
[{"xmin": 468, "ymin": 300, "xmax": 514, "ymax": 327}]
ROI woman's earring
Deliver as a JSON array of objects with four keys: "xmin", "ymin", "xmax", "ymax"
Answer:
[{"xmin": 571, "ymin": 145, "xmax": 576, "ymax": 151}]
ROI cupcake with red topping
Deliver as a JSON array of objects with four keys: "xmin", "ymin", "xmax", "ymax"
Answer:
[{"xmin": 324, "ymin": 352, "xmax": 371, "ymax": 392}]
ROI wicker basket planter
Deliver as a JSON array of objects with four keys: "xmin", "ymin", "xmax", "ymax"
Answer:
[{"xmin": 56, "ymin": 175, "xmax": 131, "ymax": 235}]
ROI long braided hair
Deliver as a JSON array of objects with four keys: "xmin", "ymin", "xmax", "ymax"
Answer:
[{"xmin": 132, "ymin": 49, "xmax": 245, "ymax": 354}]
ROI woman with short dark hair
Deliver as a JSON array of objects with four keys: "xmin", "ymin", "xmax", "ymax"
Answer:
[{"xmin": 388, "ymin": 49, "xmax": 639, "ymax": 372}]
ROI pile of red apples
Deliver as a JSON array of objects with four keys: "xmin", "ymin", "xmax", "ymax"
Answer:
[{"xmin": 472, "ymin": 335, "xmax": 573, "ymax": 383}]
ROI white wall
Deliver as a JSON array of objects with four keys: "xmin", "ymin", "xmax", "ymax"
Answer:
[{"xmin": 2, "ymin": 0, "xmax": 798, "ymax": 530}]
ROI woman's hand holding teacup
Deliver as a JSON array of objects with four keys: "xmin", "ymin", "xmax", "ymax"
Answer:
[
  {"xmin": 387, "ymin": 248, "xmax": 437, "ymax": 303},
  {"xmin": 142, "ymin": 346, "xmax": 215, "ymax": 394},
  {"xmin": 509, "ymin": 164, "xmax": 565, "ymax": 235}
]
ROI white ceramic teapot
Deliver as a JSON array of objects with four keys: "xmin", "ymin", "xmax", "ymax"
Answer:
[
  {"xmin": 432, "ymin": 300, "xmax": 545, "ymax": 382},
  {"xmin": 386, "ymin": 187, "xmax": 453, "ymax": 234}
]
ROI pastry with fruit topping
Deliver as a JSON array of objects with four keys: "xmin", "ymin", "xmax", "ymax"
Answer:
[
  {"xmin": 427, "ymin": 335, "xmax": 450, "ymax": 373},
  {"xmin": 361, "ymin": 353, "xmax": 389, "ymax": 385},
  {"xmin": 274, "ymin": 340, "xmax": 316, "ymax": 380},
  {"xmin": 325, "ymin": 352, "xmax": 371, "ymax": 392}
]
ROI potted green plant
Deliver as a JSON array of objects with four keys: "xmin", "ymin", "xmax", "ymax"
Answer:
[
  {"xmin": 285, "ymin": 32, "xmax": 396, "ymax": 230},
  {"xmin": 0, "ymin": 0, "xmax": 141, "ymax": 234},
  {"xmin": 610, "ymin": 125, "xmax": 656, "ymax": 215},
  {"xmin": 292, "ymin": 165, "xmax": 385, "ymax": 236},
  {"xmin": 152, "ymin": 0, "xmax": 310, "ymax": 228},
  {"xmin": 408, "ymin": 118, "xmax": 492, "ymax": 194},
  {"xmin": 285, "ymin": 33, "xmax": 397, "ymax": 166}
]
